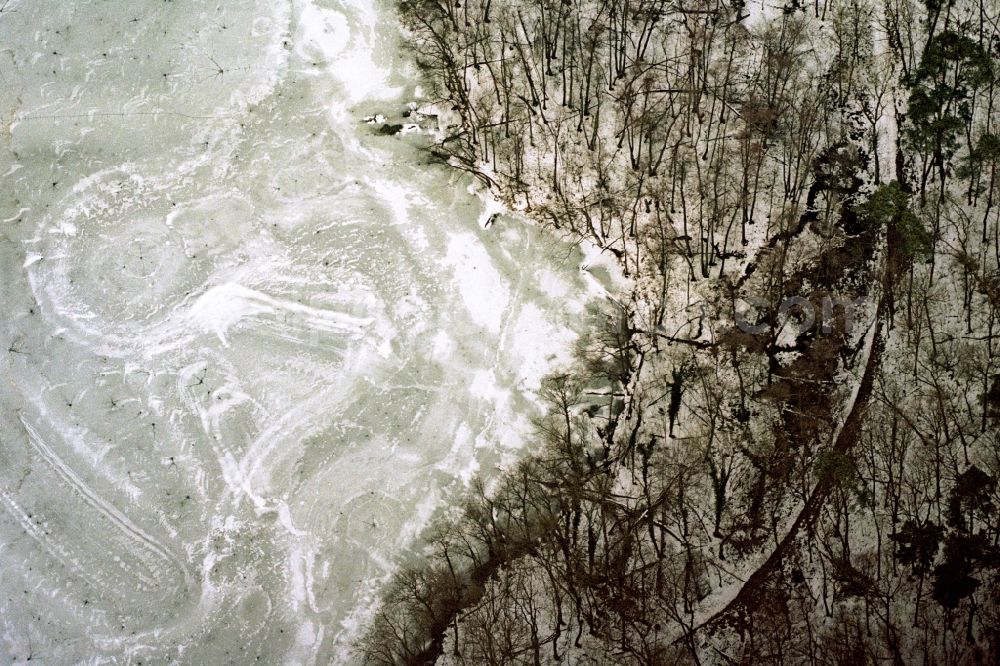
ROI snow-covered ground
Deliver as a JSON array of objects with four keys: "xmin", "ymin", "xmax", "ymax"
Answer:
[{"xmin": 0, "ymin": 0, "xmax": 597, "ymax": 662}]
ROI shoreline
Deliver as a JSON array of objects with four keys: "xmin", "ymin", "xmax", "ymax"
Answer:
[{"xmin": 358, "ymin": 0, "xmax": 1000, "ymax": 663}]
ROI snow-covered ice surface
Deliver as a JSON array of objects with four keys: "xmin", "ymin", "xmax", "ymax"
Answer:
[{"xmin": 0, "ymin": 0, "xmax": 596, "ymax": 662}]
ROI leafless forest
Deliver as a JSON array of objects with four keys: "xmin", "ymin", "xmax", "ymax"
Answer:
[{"xmin": 360, "ymin": 0, "xmax": 1000, "ymax": 662}]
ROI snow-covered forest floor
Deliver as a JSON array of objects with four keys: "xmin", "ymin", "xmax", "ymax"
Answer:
[{"xmin": 359, "ymin": 0, "xmax": 1000, "ymax": 663}]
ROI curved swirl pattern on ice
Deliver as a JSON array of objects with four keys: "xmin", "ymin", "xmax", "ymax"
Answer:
[{"xmin": 0, "ymin": 0, "xmax": 594, "ymax": 663}]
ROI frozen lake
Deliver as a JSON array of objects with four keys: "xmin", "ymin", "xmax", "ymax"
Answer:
[{"xmin": 0, "ymin": 0, "xmax": 594, "ymax": 662}]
